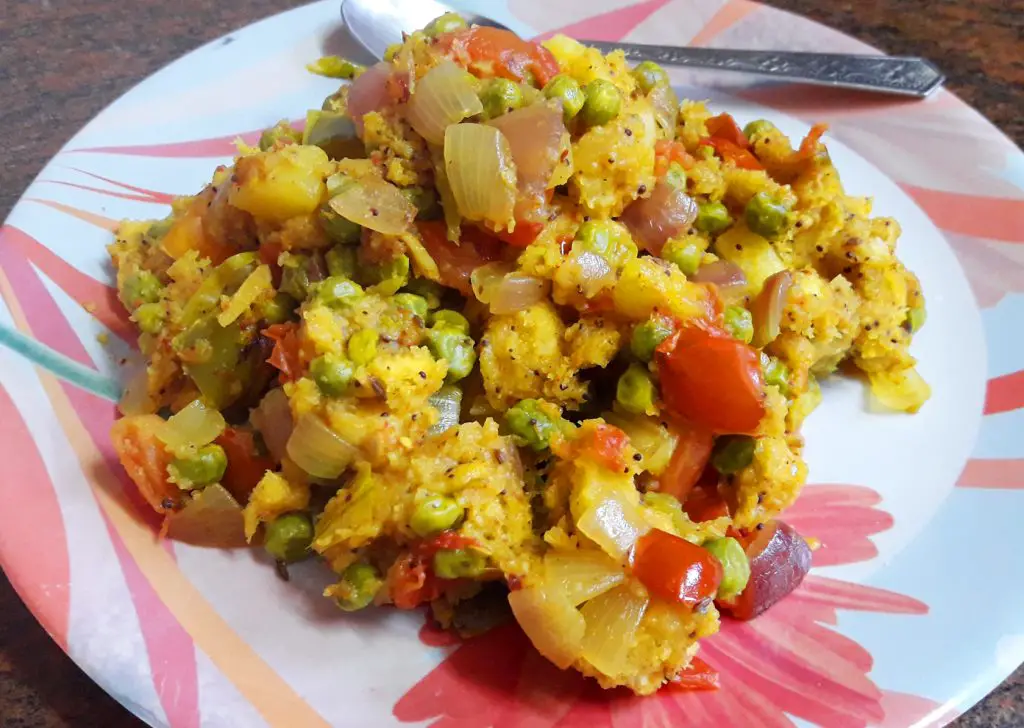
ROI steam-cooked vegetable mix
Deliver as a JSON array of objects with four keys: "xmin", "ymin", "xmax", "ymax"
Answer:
[{"xmin": 108, "ymin": 14, "xmax": 928, "ymax": 695}]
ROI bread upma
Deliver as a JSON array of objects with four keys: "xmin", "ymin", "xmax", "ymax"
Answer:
[{"xmin": 108, "ymin": 12, "xmax": 929, "ymax": 695}]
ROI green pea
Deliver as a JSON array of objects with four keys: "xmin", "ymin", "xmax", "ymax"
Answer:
[
  {"xmin": 430, "ymin": 310, "xmax": 470, "ymax": 334},
  {"xmin": 761, "ymin": 353, "xmax": 791, "ymax": 395},
  {"xmin": 310, "ymin": 354, "xmax": 355, "ymax": 396},
  {"xmin": 393, "ymin": 293, "xmax": 429, "ymax": 319},
  {"xmin": 504, "ymin": 399, "xmax": 557, "ymax": 451},
  {"xmin": 742, "ymin": 119, "xmax": 775, "ymax": 140},
  {"xmin": 258, "ymin": 120, "xmax": 302, "ymax": 151},
  {"xmin": 574, "ymin": 220, "xmax": 637, "ymax": 268},
  {"xmin": 404, "ymin": 278, "xmax": 444, "ymax": 309},
  {"xmin": 320, "ymin": 208, "xmax": 362, "ymax": 244},
  {"xmin": 661, "ymin": 238, "xmax": 703, "ymax": 276},
  {"xmin": 383, "ymin": 43, "xmax": 402, "ymax": 62},
  {"xmin": 426, "ymin": 328, "xmax": 476, "ymax": 382},
  {"xmin": 145, "ymin": 217, "xmax": 174, "ymax": 242},
  {"xmin": 410, "ymin": 495, "xmax": 464, "ymax": 537},
  {"xmin": 580, "ymin": 79, "xmax": 621, "ymax": 127},
  {"xmin": 335, "ymin": 562, "xmax": 383, "ymax": 612},
  {"xmin": 317, "ymin": 276, "xmax": 364, "ymax": 307},
  {"xmin": 723, "ymin": 305, "xmax": 754, "ymax": 344},
  {"xmin": 325, "ymin": 245, "xmax": 357, "ymax": 278},
  {"xmin": 258, "ymin": 293, "xmax": 297, "ymax": 325},
  {"xmin": 631, "ymin": 61, "xmax": 669, "ymax": 94},
  {"xmin": 704, "ymin": 536, "xmax": 750, "ymax": 599},
  {"xmin": 630, "ymin": 318, "xmax": 674, "ymax": 362},
  {"xmin": 134, "ymin": 302, "xmax": 165, "ymax": 335},
  {"xmin": 480, "ymin": 78, "xmax": 523, "ymax": 119},
  {"xmin": 348, "ymin": 329, "xmax": 379, "ymax": 366},
  {"xmin": 663, "ymin": 161, "xmax": 688, "ymax": 191},
  {"xmin": 279, "ymin": 255, "xmax": 314, "ymax": 302},
  {"xmin": 542, "ymin": 75, "xmax": 585, "ymax": 122},
  {"xmin": 616, "ymin": 363, "xmax": 657, "ymax": 415},
  {"xmin": 169, "ymin": 444, "xmax": 228, "ymax": 488},
  {"xmin": 433, "ymin": 548, "xmax": 487, "ymax": 579},
  {"xmin": 367, "ymin": 254, "xmax": 410, "ymax": 296},
  {"xmin": 401, "ymin": 186, "xmax": 441, "ymax": 220},
  {"xmin": 264, "ymin": 512, "xmax": 314, "ymax": 563},
  {"xmin": 905, "ymin": 306, "xmax": 926, "ymax": 334},
  {"xmin": 745, "ymin": 192, "xmax": 789, "ymax": 239},
  {"xmin": 695, "ymin": 201, "xmax": 733, "ymax": 234},
  {"xmin": 121, "ymin": 270, "xmax": 162, "ymax": 311},
  {"xmin": 711, "ymin": 435, "xmax": 755, "ymax": 475},
  {"xmin": 423, "ymin": 11, "xmax": 467, "ymax": 38}
]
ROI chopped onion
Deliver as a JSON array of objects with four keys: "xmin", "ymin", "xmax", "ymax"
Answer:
[
  {"xmin": 347, "ymin": 62, "xmax": 393, "ymax": 134},
  {"xmin": 157, "ymin": 399, "xmax": 226, "ymax": 454},
  {"xmin": 427, "ymin": 384, "xmax": 463, "ymax": 435},
  {"xmin": 579, "ymin": 583, "xmax": 649, "ymax": 677},
  {"xmin": 286, "ymin": 413, "xmax": 358, "ymax": 479},
  {"xmin": 251, "ymin": 387, "xmax": 293, "ymax": 462},
  {"xmin": 576, "ymin": 490, "xmax": 651, "ymax": 562},
  {"xmin": 217, "ymin": 264, "xmax": 272, "ymax": 327},
  {"xmin": 554, "ymin": 249, "xmax": 615, "ymax": 301},
  {"xmin": 328, "ymin": 176, "xmax": 416, "ymax": 235},
  {"xmin": 508, "ymin": 583, "xmax": 585, "ymax": 669},
  {"xmin": 648, "ymin": 84, "xmax": 680, "ymax": 138},
  {"xmin": 406, "ymin": 60, "xmax": 484, "ymax": 145},
  {"xmin": 869, "ymin": 367, "xmax": 931, "ymax": 414},
  {"xmin": 165, "ymin": 483, "xmax": 246, "ymax": 548},
  {"xmin": 444, "ymin": 123, "xmax": 518, "ymax": 228},
  {"xmin": 488, "ymin": 103, "xmax": 565, "ymax": 221},
  {"xmin": 603, "ymin": 412, "xmax": 678, "ymax": 477},
  {"xmin": 471, "ymin": 262, "xmax": 550, "ymax": 315},
  {"xmin": 545, "ymin": 550, "xmax": 626, "ymax": 606},
  {"xmin": 118, "ymin": 367, "xmax": 155, "ymax": 416},
  {"xmin": 751, "ymin": 270, "xmax": 793, "ymax": 347},
  {"xmin": 690, "ymin": 260, "xmax": 748, "ymax": 297},
  {"xmin": 621, "ymin": 181, "xmax": 698, "ymax": 254}
]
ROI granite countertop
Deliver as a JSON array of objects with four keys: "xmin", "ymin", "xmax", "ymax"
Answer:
[{"xmin": 0, "ymin": 0, "xmax": 1021, "ymax": 725}]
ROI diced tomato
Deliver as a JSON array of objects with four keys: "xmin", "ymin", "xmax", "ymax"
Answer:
[
  {"xmin": 414, "ymin": 531, "xmax": 478, "ymax": 560},
  {"xmin": 437, "ymin": 26, "xmax": 560, "ymax": 87},
  {"xmin": 574, "ymin": 423, "xmax": 630, "ymax": 471},
  {"xmin": 795, "ymin": 122, "xmax": 829, "ymax": 162},
  {"xmin": 632, "ymin": 529, "xmax": 722, "ymax": 607},
  {"xmin": 705, "ymin": 113, "xmax": 749, "ymax": 148},
  {"xmin": 657, "ymin": 321, "xmax": 766, "ymax": 435},
  {"xmin": 417, "ymin": 221, "xmax": 504, "ymax": 295},
  {"xmin": 657, "ymin": 422, "xmax": 713, "ymax": 502},
  {"xmin": 263, "ymin": 322, "xmax": 303, "ymax": 383},
  {"xmin": 654, "ymin": 139, "xmax": 696, "ymax": 177},
  {"xmin": 682, "ymin": 480, "xmax": 730, "ymax": 522},
  {"xmin": 557, "ymin": 235, "xmax": 574, "ymax": 256},
  {"xmin": 665, "ymin": 656, "xmax": 720, "ymax": 691},
  {"xmin": 216, "ymin": 427, "xmax": 274, "ymax": 503},
  {"xmin": 390, "ymin": 555, "xmax": 441, "ymax": 609},
  {"xmin": 698, "ymin": 137, "xmax": 764, "ymax": 171},
  {"xmin": 495, "ymin": 220, "xmax": 544, "ymax": 248},
  {"xmin": 110, "ymin": 415, "xmax": 181, "ymax": 514}
]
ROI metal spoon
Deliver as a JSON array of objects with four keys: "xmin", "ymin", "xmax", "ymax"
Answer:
[{"xmin": 342, "ymin": 0, "xmax": 944, "ymax": 97}]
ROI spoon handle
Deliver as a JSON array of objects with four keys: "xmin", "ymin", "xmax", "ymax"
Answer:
[{"xmin": 584, "ymin": 42, "xmax": 944, "ymax": 97}]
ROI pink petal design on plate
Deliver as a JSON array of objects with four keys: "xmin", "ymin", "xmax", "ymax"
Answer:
[
  {"xmin": 0, "ymin": 246, "xmax": 199, "ymax": 726},
  {"xmin": 796, "ymin": 575, "xmax": 928, "ymax": 615},
  {"xmin": 0, "ymin": 225, "xmax": 135, "ymax": 344},
  {"xmin": 687, "ymin": 0, "xmax": 760, "ymax": 47},
  {"xmin": 0, "ymin": 383, "xmax": 72, "ymax": 651},
  {"xmin": 900, "ymin": 184, "xmax": 1024, "ymax": 245},
  {"xmin": 983, "ymin": 369, "xmax": 1024, "ymax": 415},
  {"xmin": 877, "ymin": 690, "xmax": 959, "ymax": 727},
  {"xmin": 534, "ymin": 0, "xmax": 673, "ymax": 41},
  {"xmin": 945, "ymin": 231, "xmax": 1024, "ymax": 308},
  {"xmin": 957, "ymin": 458, "xmax": 1024, "ymax": 490},
  {"xmin": 40, "ymin": 168, "xmax": 176, "ymax": 205},
  {"xmin": 26, "ymin": 198, "xmax": 119, "ymax": 232},
  {"xmin": 783, "ymin": 483, "xmax": 892, "ymax": 566}
]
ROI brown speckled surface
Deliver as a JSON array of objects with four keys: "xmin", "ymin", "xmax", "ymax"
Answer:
[{"xmin": 0, "ymin": 0, "xmax": 1021, "ymax": 725}]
